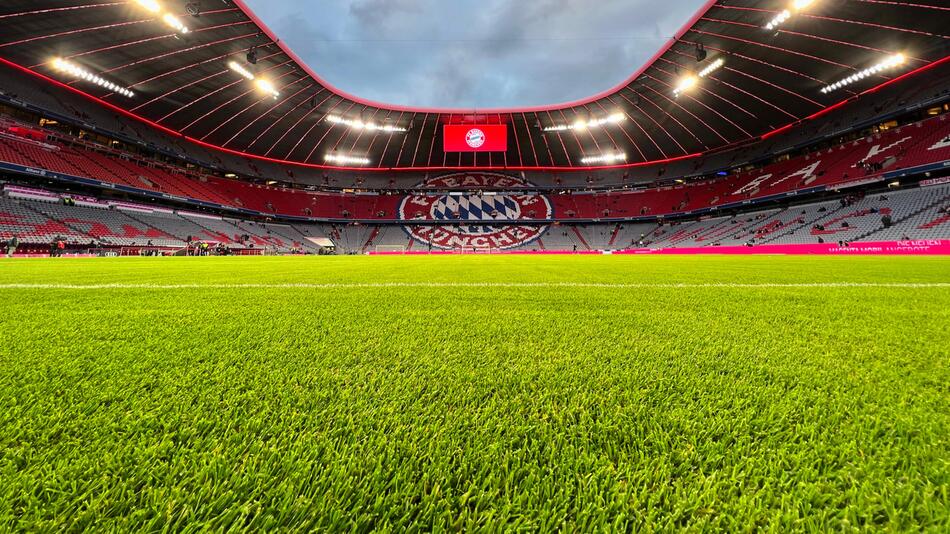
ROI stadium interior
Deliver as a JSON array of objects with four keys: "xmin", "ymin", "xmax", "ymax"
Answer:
[
  {"xmin": 0, "ymin": 0, "xmax": 949, "ymax": 255},
  {"xmin": 2, "ymin": 1, "xmax": 950, "ymax": 530}
]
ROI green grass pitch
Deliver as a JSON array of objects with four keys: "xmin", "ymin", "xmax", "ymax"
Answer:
[{"xmin": 0, "ymin": 255, "xmax": 948, "ymax": 531}]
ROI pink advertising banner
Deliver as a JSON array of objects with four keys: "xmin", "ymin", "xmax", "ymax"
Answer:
[
  {"xmin": 615, "ymin": 240, "xmax": 950, "ymax": 256},
  {"xmin": 369, "ymin": 241, "xmax": 950, "ymax": 256}
]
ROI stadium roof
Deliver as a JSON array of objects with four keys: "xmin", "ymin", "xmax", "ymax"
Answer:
[{"xmin": 0, "ymin": 0, "xmax": 948, "ymax": 171}]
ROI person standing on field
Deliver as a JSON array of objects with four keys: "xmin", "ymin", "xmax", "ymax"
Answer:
[{"xmin": 6, "ymin": 235, "xmax": 18, "ymax": 257}]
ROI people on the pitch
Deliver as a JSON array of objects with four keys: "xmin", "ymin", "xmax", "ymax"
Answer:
[
  {"xmin": 4, "ymin": 235, "xmax": 18, "ymax": 257},
  {"xmin": 50, "ymin": 236, "xmax": 66, "ymax": 257}
]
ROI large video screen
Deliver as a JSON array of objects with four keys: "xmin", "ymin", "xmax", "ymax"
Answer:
[{"xmin": 443, "ymin": 124, "xmax": 508, "ymax": 152}]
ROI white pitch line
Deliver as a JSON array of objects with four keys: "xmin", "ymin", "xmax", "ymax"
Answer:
[{"xmin": 0, "ymin": 282, "xmax": 948, "ymax": 290}]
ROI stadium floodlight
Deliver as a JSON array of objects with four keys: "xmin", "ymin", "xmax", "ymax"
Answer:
[
  {"xmin": 698, "ymin": 58, "xmax": 724, "ymax": 78},
  {"xmin": 765, "ymin": 0, "xmax": 816, "ymax": 31},
  {"xmin": 133, "ymin": 0, "xmax": 189, "ymax": 34},
  {"xmin": 673, "ymin": 58, "xmax": 724, "ymax": 97},
  {"xmin": 162, "ymin": 13, "xmax": 190, "ymax": 34},
  {"xmin": 820, "ymin": 54, "xmax": 906, "ymax": 94},
  {"xmin": 228, "ymin": 61, "xmax": 280, "ymax": 98},
  {"xmin": 255, "ymin": 79, "xmax": 280, "ymax": 99},
  {"xmin": 543, "ymin": 113, "xmax": 625, "ymax": 132},
  {"xmin": 228, "ymin": 61, "xmax": 254, "ymax": 80},
  {"xmin": 134, "ymin": 0, "xmax": 161, "ymax": 13},
  {"xmin": 326, "ymin": 114, "xmax": 408, "ymax": 133},
  {"xmin": 580, "ymin": 153, "xmax": 626, "ymax": 165},
  {"xmin": 325, "ymin": 154, "xmax": 372, "ymax": 165},
  {"xmin": 673, "ymin": 75, "xmax": 698, "ymax": 97},
  {"xmin": 51, "ymin": 58, "xmax": 134, "ymax": 98}
]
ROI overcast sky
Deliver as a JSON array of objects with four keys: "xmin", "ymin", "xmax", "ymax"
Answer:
[{"xmin": 242, "ymin": 0, "xmax": 705, "ymax": 109}]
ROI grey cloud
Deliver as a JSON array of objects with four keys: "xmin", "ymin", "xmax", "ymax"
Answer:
[
  {"xmin": 245, "ymin": 0, "xmax": 705, "ymax": 108},
  {"xmin": 348, "ymin": 0, "xmax": 423, "ymax": 33}
]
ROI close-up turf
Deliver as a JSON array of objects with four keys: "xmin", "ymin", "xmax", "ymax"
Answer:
[{"xmin": 0, "ymin": 256, "xmax": 948, "ymax": 531}]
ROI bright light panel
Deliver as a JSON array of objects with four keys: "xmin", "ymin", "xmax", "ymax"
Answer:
[
  {"xmin": 327, "ymin": 115, "xmax": 408, "ymax": 133},
  {"xmin": 162, "ymin": 13, "xmax": 189, "ymax": 34},
  {"xmin": 134, "ymin": 0, "xmax": 189, "ymax": 34},
  {"xmin": 255, "ymin": 79, "xmax": 280, "ymax": 99},
  {"xmin": 228, "ymin": 61, "xmax": 280, "ymax": 98},
  {"xmin": 544, "ymin": 113, "xmax": 625, "ymax": 132},
  {"xmin": 134, "ymin": 0, "xmax": 161, "ymax": 13},
  {"xmin": 673, "ymin": 58, "xmax": 724, "ymax": 97},
  {"xmin": 51, "ymin": 58, "xmax": 134, "ymax": 98},
  {"xmin": 325, "ymin": 154, "xmax": 372, "ymax": 165},
  {"xmin": 765, "ymin": 0, "xmax": 817, "ymax": 30},
  {"xmin": 580, "ymin": 153, "xmax": 626, "ymax": 165},
  {"xmin": 673, "ymin": 75, "xmax": 698, "ymax": 97},
  {"xmin": 820, "ymin": 54, "xmax": 906, "ymax": 94},
  {"xmin": 228, "ymin": 61, "xmax": 254, "ymax": 80},
  {"xmin": 698, "ymin": 58, "xmax": 724, "ymax": 78}
]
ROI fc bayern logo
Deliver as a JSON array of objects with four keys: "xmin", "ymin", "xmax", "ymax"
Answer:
[
  {"xmin": 399, "ymin": 173, "xmax": 552, "ymax": 250},
  {"xmin": 465, "ymin": 128, "xmax": 486, "ymax": 149}
]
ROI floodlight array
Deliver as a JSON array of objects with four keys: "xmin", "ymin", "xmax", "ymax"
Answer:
[
  {"xmin": 820, "ymin": 54, "xmax": 906, "ymax": 94},
  {"xmin": 51, "ymin": 58, "xmax": 134, "ymax": 98},
  {"xmin": 254, "ymin": 79, "xmax": 280, "ymax": 99},
  {"xmin": 162, "ymin": 13, "xmax": 190, "ymax": 34},
  {"xmin": 325, "ymin": 154, "xmax": 371, "ymax": 165},
  {"xmin": 326, "ymin": 115, "xmax": 407, "ymax": 132},
  {"xmin": 228, "ymin": 61, "xmax": 254, "ymax": 80},
  {"xmin": 134, "ymin": 0, "xmax": 190, "ymax": 34},
  {"xmin": 674, "ymin": 58, "xmax": 724, "ymax": 97},
  {"xmin": 228, "ymin": 61, "xmax": 279, "ymax": 99},
  {"xmin": 544, "ymin": 113, "xmax": 625, "ymax": 132},
  {"xmin": 580, "ymin": 153, "xmax": 626, "ymax": 165},
  {"xmin": 764, "ymin": 0, "xmax": 816, "ymax": 31},
  {"xmin": 698, "ymin": 58, "xmax": 724, "ymax": 78}
]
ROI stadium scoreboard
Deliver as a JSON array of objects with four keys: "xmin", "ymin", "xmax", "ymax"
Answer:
[{"xmin": 443, "ymin": 124, "xmax": 507, "ymax": 152}]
